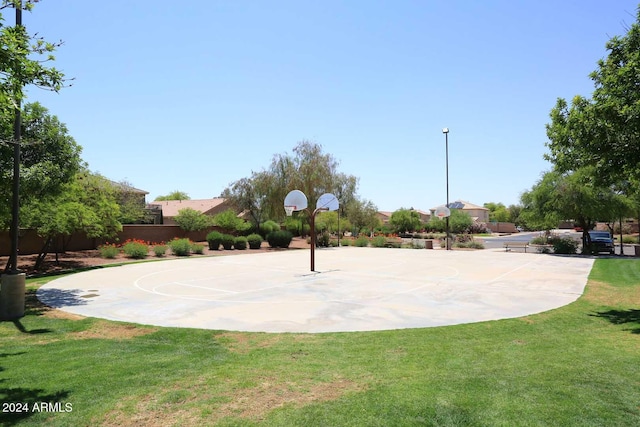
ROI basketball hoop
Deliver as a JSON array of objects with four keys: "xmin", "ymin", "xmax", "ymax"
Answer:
[
  {"xmin": 284, "ymin": 205, "xmax": 296, "ymax": 217},
  {"xmin": 434, "ymin": 205, "xmax": 451, "ymax": 220}
]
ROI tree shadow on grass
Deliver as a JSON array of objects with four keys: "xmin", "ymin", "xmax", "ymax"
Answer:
[
  {"xmin": 0, "ymin": 386, "xmax": 71, "ymax": 425},
  {"xmin": 0, "ymin": 353, "xmax": 71, "ymax": 426},
  {"xmin": 591, "ymin": 309, "xmax": 640, "ymax": 334}
]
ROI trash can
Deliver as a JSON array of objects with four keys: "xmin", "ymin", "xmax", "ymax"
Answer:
[
  {"xmin": 424, "ymin": 240, "xmax": 433, "ymax": 249},
  {"xmin": 635, "ymin": 245, "xmax": 640, "ymax": 257}
]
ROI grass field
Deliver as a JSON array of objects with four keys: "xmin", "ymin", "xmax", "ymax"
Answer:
[{"xmin": 1, "ymin": 258, "xmax": 639, "ymax": 426}]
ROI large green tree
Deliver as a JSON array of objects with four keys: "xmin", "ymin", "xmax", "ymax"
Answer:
[
  {"xmin": 520, "ymin": 168, "xmax": 632, "ymax": 251},
  {"xmin": 223, "ymin": 141, "xmax": 359, "ymax": 224},
  {"xmin": 389, "ymin": 208, "xmax": 422, "ymax": 234},
  {"xmin": 346, "ymin": 198, "xmax": 380, "ymax": 236},
  {"xmin": 21, "ymin": 171, "xmax": 122, "ymax": 268},
  {"xmin": 0, "ymin": 102, "xmax": 82, "ymax": 228},
  {"xmin": 0, "ymin": 1, "xmax": 66, "ymax": 112},
  {"xmin": 546, "ymin": 7, "xmax": 640, "ymax": 186}
]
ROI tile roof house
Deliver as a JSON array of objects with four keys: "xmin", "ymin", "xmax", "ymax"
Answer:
[
  {"xmin": 148, "ymin": 198, "xmax": 231, "ymax": 225},
  {"xmin": 430, "ymin": 200, "xmax": 489, "ymax": 223}
]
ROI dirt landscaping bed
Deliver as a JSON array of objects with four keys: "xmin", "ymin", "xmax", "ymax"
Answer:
[{"xmin": 1, "ymin": 238, "xmax": 310, "ymax": 277}]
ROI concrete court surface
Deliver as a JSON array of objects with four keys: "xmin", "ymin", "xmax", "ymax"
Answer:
[{"xmin": 37, "ymin": 247, "xmax": 595, "ymax": 333}]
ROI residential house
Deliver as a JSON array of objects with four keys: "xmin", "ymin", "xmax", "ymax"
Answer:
[
  {"xmin": 430, "ymin": 200, "xmax": 490, "ymax": 223},
  {"xmin": 149, "ymin": 198, "xmax": 231, "ymax": 225}
]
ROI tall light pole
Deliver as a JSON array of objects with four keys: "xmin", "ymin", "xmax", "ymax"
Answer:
[
  {"xmin": 442, "ymin": 128, "xmax": 450, "ymax": 250},
  {"xmin": 0, "ymin": 2, "xmax": 26, "ymax": 320}
]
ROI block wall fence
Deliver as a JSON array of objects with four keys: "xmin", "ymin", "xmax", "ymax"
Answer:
[{"xmin": 0, "ymin": 225, "xmax": 223, "ymax": 256}]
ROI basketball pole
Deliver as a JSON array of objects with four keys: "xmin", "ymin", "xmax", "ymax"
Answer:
[
  {"xmin": 443, "ymin": 128, "xmax": 450, "ymax": 251},
  {"xmin": 309, "ymin": 207, "xmax": 328, "ymax": 272}
]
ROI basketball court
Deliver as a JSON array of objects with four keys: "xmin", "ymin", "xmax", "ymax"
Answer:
[{"xmin": 37, "ymin": 247, "xmax": 595, "ymax": 333}]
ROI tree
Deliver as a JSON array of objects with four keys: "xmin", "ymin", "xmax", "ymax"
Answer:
[
  {"xmin": 220, "ymin": 172, "xmax": 271, "ymax": 229},
  {"xmin": 389, "ymin": 208, "xmax": 422, "ymax": 234},
  {"xmin": 520, "ymin": 168, "xmax": 629, "ymax": 252},
  {"xmin": 0, "ymin": 1, "xmax": 66, "ymax": 112},
  {"xmin": 223, "ymin": 141, "xmax": 359, "ymax": 223},
  {"xmin": 154, "ymin": 190, "xmax": 190, "ymax": 201},
  {"xmin": 173, "ymin": 207, "xmax": 210, "ymax": 233},
  {"xmin": 0, "ymin": 102, "xmax": 82, "ymax": 228},
  {"xmin": 545, "ymin": 8, "xmax": 640, "ymax": 187},
  {"xmin": 484, "ymin": 202, "xmax": 510, "ymax": 223},
  {"xmin": 346, "ymin": 198, "xmax": 380, "ymax": 236},
  {"xmin": 212, "ymin": 208, "xmax": 249, "ymax": 235},
  {"xmin": 507, "ymin": 204, "xmax": 523, "ymax": 226},
  {"xmin": 21, "ymin": 171, "xmax": 122, "ymax": 268},
  {"xmin": 114, "ymin": 180, "xmax": 149, "ymax": 224},
  {"xmin": 315, "ymin": 211, "xmax": 351, "ymax": 236},
  {"xmin": 426, "ymin": 209, "xmax": 473, "ymax": 234}
]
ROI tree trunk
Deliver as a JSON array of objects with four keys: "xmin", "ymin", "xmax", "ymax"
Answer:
[{"xmin": 34, "ymin": 236, "xmax": 53, "ymax": 270}]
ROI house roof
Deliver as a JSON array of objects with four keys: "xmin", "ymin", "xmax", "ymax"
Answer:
[
  {"xmin": 108, "ymin": 180, "xmax": 149, "ymax": 195},
  {"xmin": 455, "ymin": 200, "xmax": 489, "ymax": 210},
  {"xmin": 430, "ymin": 200, "xmax": 489, "ymax": 211},
  {"xmin": 149, "ymin": 198, "xmax": 228, "ymax": 217}
]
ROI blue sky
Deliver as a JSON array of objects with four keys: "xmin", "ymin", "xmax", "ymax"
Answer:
[{"xmin": 22, "ymin": 1, "xmax": 639, "ymax": 211}]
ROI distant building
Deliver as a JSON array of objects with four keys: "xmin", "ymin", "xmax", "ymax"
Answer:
[
  {"xmin": 430, "ymin": 200, "xmax": 490, "ymax": 223},
  {"xmin": 148, "ymin": 198, "xmax": 231, "ymax": 225}
]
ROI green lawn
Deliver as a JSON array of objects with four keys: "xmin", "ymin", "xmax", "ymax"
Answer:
[{"xmin": 1, "ymin": 258, "xmax": 639, "ymax": 426}]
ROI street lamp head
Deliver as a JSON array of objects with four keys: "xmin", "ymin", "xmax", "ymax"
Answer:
[{"xmin": 442, "ymin": 128, "xmax": 449, "ymax": 134}]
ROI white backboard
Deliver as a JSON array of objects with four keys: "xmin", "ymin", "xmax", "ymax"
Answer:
[
  {"xmin": 316, "ymin": 193, "xmax": 339, "ymax": 211},
  {"xmin": 284, "ymin": 190, "xmax": 308, "ymax": 211},
  {"xmin": 434, "ymin": 205, "xmax": 451, "ymax": 218}
]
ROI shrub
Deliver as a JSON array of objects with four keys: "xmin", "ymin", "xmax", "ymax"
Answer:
[
  {"xmin": 246, "ymin": 233, "xmax": 263, "ymax": 249},
  {"xmin": 284, "ymin": 217, "xmax": 309, "ymax": 237},
  {"xmin": 354, "ymin": 236, "xmax": 369, "ymax": 247},
  {"xmin": 408, "ymin": 240, "xmax": 425, "ymax": 249},
  {"xmin": 122, "ymin": 239, "xmax": 149, "ymax": 259},
  {"xmin": 466, "ymin": 222, "xmax": 489, "ymax": 234},
  {"xmin": 234, "ymin": 236, "xmax": 248, "ymax": 250},
  {"xmin": 212, "ymin": 208, "xmax": 248, "ymax": 234},
  {"xmin": 99, "ymin": 244, "xmax": 119, "ymax": 259},
  {"xmin": 174, "ymin": 207, "xmax": 210, "ymax": 232},
  {"xmin": 530, "ymin": 236, "xmax": 548, "ymax": 245},
  {"xmin": 260, "ymin": 220, "xmax": 280, "ymax": 237},
  {"xmin": 267, "ymin": 230, "xmax": 293, "ymax": 248},
  {"xmin": 191, "ymin": 243, "xmax": 205, "ymax": 254},
  {"xmin": 221, "ymin": 234, "xmax": 235, "ymax": 250},
  {"xmin": 454, "ymin": 240, "xmax": 485, "ymax": 249},
  {"xmin": 371, "ymin": 236, "xmax": 387, "ymax": 248},
  {"xmin": 317, "ymin": 231, "xmax": 331, "ymax": 247},
  {"xmin": 169, "ymin": 238, "xmax": 192, "ymax": 256},
  {"xmin": 341, "ymin": 238, "xmax": 352, "ymax": 246},
  {"xmin": 153, "ymin": 244, "xmax": 167, "ymax": 257},
  {"xmin": 206, "ymin": 231, "xmax": 223, "ymax": 250},
  {"xmin": 550, "ymin": 236, "xmax": 578, "ymax": 254}
]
